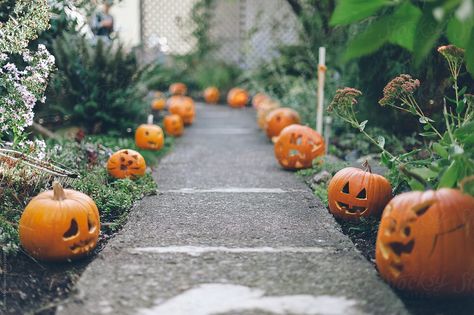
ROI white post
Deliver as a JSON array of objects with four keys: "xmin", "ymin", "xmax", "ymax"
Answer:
[
  {"xmin": 316, "ymin": 47, "xmax": 326, "ymax": 135},
  {"xmin": 324, "ymin": 116, "xmax": 332, "ymax": 155}
]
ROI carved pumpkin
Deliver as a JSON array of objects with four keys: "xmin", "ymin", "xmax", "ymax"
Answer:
[
  {"xmin": 376, "ymin": 189, "xmax": 474, "ymax": 295},
  {"xmin": 204, "ymin": 87, "xmax": 220, "ymax": 104},
  {"xmin": 265, "ymin": 108, "xmax": 301, "ymax": 140},
  {"xmin": 328, "ymin": 166, "xmax": 392, "ymax": 220},
  {"xmin": 19, "ymin": 182, "xmax": 100, "ymax": 261},
  {"xmin": 163, "ymin": 114, "xmax": 184, "ymax": 137},
  {"xmin": 107, "ymin": 149, "xmax": 146, "ymax": 179},
  {"xmin": 273, "ymin": 125, "xmax": 325, "ymax": 170},
  {"xmin": 227, "ymin": 88, "xmax": 249, "ymax": 108},
  {"xmin": 135, "ymin": 115, "xmax": 164, "ymax": 150},
  {"xmin": 169, "ymin": 82, "xmax": 187, "ymax": 95},
  {"xmin": 151, "ymin": 98, "xmax": 166, "ymax": 111},
  {"xmin": 257, "ymin": 100, "xmax": 280, "ymax": 129},
  {"xmin": 252, "ymin": 92, "xmax": 270, "ymax": 109},
  {"xmin": 168, "ymin": 96, "xmax": 196, "ymax": 125}
]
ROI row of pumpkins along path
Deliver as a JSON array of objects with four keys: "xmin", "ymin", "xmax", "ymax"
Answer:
[{"xmin": 18, "ymin": 82, "xmax": 474, "ymax": 298}]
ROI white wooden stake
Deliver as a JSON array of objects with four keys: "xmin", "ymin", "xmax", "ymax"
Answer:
[{"xmin": 316, "ymin": 47, "xmax": 326, "ymax": 135}]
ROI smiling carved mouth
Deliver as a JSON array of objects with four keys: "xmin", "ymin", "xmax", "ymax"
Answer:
[
  {"xmin": 70, "ymin": 238, "xmax": 95, "ymax": 254},
  {"xmin": 336, "ymin": 201, "xmax": 367, "ymax": 215}
]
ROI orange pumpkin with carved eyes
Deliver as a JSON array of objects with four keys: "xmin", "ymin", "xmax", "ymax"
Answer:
[
  {"xmin": 204, "ymin": 87, "xmax": 220, "ymax": 104},
  {"xmin": 19, "ymin": 182, "xmax": 100, "ymax": 261},
  {"xmin": 375, "ymin": 189, "xmax": 474, "ymax": 295},
  {"xmin": 169, "ymin": 82, "xmax": 187, "ymax": 95},
  {"xmin": 328, "ymin": 167, "xmax": 392, "ymax": 220},
  {"xmin": 167, "ymin": 96, "xmax": 195, "ymax": 125},
  {"xmin": 265, "ymin": 108, "xmax": 300, "ymax": 140},
  {"xmin": 107, "ymin": 149, "xmax": 146, "ymax": 179},
  {"xmin": 135, "ymin": 116, "xmax": 164, "ymax": 150},
  {"xmin": 273, "ymin": 125, "xmax": 325, "ymax": 170},
  {"xmin": 227, "ymin": 88, "xmax": 249, "ymax": 108},
  {"xmin": 163, "ymin": 114, "xmax": 184, "ymax": 137}
]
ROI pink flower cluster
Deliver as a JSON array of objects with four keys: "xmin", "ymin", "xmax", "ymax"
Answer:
[
  {"xmin": 379, "ymin": 74, "xmax": 420, "ymax": 106},
  {"xmin": 328, "ymin": 87, "xmax": 362, "ymax": 112},
  {"xmin": 437, "ymin": 45, "xmax": 464, "ymax": 61}
]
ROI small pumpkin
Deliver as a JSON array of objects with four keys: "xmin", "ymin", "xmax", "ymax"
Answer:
[
  {"xmin": 204, "ymin": 86, "xmax": 220, "ymax": 104},
  {"xmin": 151, "ymin": 97, "xmax": 166, "ymax": 111},
  {"xmin": 168, "ymin": 96, "xmax": 196, "ymax": 125},
  {"xmin": 19, "ymin": 182, "xmax": 100, "ymax": 261},
  {"xmin": 375, "ymin": 189, "xmax": 474, "ymax": 295},
  {"xmin": 252, "ymin": 92, "xmax": 270, "ymax": 109},
  {"xmin": 257, "ymin": 100, "xmax": 280, "ymax": 129},
  {"xmin": 169, "ymin": 82, "xmax": 187, "ymax": 95},
  {"xmin": 227, "ymin": 88, "xmax": 249, "ymax": 108},
  {"xmin": 273, "ymin": 124, "xmax": 325, "ymax": 170},
  {"xmin": 135, "ymin": 115, "xmax": 164, "ymax": 150},
  {"xmin": 265, "ymin": 107, "xmax": 301, "ymax": 140},
  {"xmin": 163, "ymin": 114, "xmax": 184, "ymax": 137},
  {"xmin": 328, "ymin": 164, "xmax": 392, "ymax": 220},
  {"xmin": 107, "ymin": 149, "xmax": 146, "ymax": 179}
]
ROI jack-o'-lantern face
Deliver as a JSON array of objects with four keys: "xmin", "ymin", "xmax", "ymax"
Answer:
[
  {"xmin": 376, "ymin": 189, "xmax": 474, "ymax": 295},
  {"xmin": 203, "ymin": 87, "xmax": 220, "ymax": 104},
  {"xmin": 107, "ymin": 149, "xmax": 146, "ymax": 179},
  {"xmin": 163, "ymin": 114, "xmax": 184, "ymax": 137},
  {"xmin": 168, "ymin": 96, "xmax": 195, "ymax": 125},
  {"xmin": 19, "ymin": 182, "xmax": 100, "ymax": 261},
  {"xmin": 227, "ymin": 88, "xmax": 249, "ymax": 108},
  {"xmin": 273, "ymin": 124, "xmax": 325, "ymax": 170},
  {"xmin": 135, "ymin": 123, "xmax": 164, "ymax": 150},
  {"xmin": 327, "ymin": 166, "xmax": 392, "ymax": 220},
  {"xmin": 265, "ymin": 108, "xmax": 301, "ymax": 140}
]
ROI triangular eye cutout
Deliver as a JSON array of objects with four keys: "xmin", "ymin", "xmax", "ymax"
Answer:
[
  {"xmin": 356, "ymin": 188, "xmax": 367, "ymax": 199},
  {"xmin": 342, "ymin": 182, "xmax": 350, "ymax": 194},
  {"xmin": 63, "ymin": 219, "xmax": 79, "ymax": 239}
]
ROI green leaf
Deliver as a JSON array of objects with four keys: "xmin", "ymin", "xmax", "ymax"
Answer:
[
  {"xmin": 420, "ymin": 131, "xmax": 437, "ymax": 137},
  {"xmin": 447, "ymin": 15, "xmax": 474, "ymax": 47},
  {"xmin": 359, "ymin": 120, "xmax": 368, "ymax": 131},
  {"xmin": 412, "ymin": 167, "xmax": 438, "ymax": 179},
  {"xmin": 438, "ymin": 160, "xmax": 461, "ymax": 188},
  {"xmin": 408, "ymin": 178, "xmax": 425, "ymax": 191},
  {"xmin": 413, "ymin": 10, "xmax": 444, "ymax": 66},
  {"xmin": 455, "ymin": 121, "xmax": 474, "ymax": 138},
  {"xmin": 330, "ymin": 0, "xmax": 388, "ymax": 26},
  {"xmin": 432, "ymin": 142, "xmax": 449, "ymax": 158},
  {"xmin": 377, "ymin": 136, "xmax": 385, "ymax": 149},
  {"xmin": 465, "ymin": 27, "xmax": 474, "ymax": 76},
  {"xmin": 388, "ymin": 2, "xmax": 422, "ymax": 51}
]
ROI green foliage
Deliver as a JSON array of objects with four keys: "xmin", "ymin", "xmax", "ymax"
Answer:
[
  {"xmin": 331, "ymin": 0, "xmax": 474, "ymax": 75},
  {"xmin": 46, "ymin": 32, "xmax": 148, "ymax": 134}
]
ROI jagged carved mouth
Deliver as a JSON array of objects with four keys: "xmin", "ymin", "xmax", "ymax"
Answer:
[
  {"xmin": 336, "ymin": 201, "xmax": 367, "ymax": 215},
  {"xmin": 70, "ymin": 238, "xmax": 95, "ymax": 254}
]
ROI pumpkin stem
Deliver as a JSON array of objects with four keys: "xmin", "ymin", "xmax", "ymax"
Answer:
[
  {"xmin": 459, "ymin": 176, "xmax": 474, "ymax": 194},
  {"xmin": 362, "ymin": 160, "xmax": 372, "ymax": 173},
  {"xmin": 399, "ymin": 164, "xmax": 431, "ymax": 189},
  {"xmin": 147, "ymin": 114, "xmax": 154, "ymax": 125},
  {"xmin": 53, "ymin": 181, "xmax": 66, "ymax": 201}
]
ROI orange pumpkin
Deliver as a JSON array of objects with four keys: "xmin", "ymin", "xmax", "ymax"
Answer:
[
  {"xmin": 252, "ymin": 93, "xmax": 270, "ymax": 109},
  {"xmin": 168, "ymin": 96, "xmax": 196, "ymax": 125},
  {"xmin": 227, "ymin": 88, "xmax": 249, "ymax": 108},
  {"xmin": 107, "ymin": 149, "xmax": 146, "ymax": 179},
  {"xmin": 265, "ymin": 108, "xmax": 301, "ymax": 140},
  {"xmin": 273, "ymin": 124, "xmax": 325, "ymax": 170},
  {"xmin": 135, "ymin": 115, "xmax": 164, "ymax": 150},
  {"xmin": 376, "ymin": 189, "xmax": 474, "ymax": 295},
  {"xmin": 204, "ymin": 86, "xmax": 220, "ymax": 104},
  {"xmin": 257, "ymin": 100, "xmax": 280, "ymax": 129},
  {"xmin": 169, "ymin": 82, "xmax": 187, "ymax": 96},
  {"xmin": 151, "ymin": 98, "xmax": 166, "ymax": 111},
  {"xmin": 163, "ymin": 114, "xmax": 184, "ymax": 137},
  {"xmin": 327, "ymin": 165, "xmax": 392, "ymax": 220},
  {"xmin": 19, "ymin": 182, "xmax": 100, "ymax": 261}
]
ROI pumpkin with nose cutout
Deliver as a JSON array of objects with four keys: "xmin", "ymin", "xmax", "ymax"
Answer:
[
  {"xmin": 273, "ymin": 124, "xmax": 325, "ymax": 170},
  {"xmin": 376, "ymin": 189, "xmax": 474, "ymax": 295},
  {"xmin": 19, "ymin": 182, "xmax": 100, "ymax": 261},
  {"xmin": 167, "ymin": 96, "xmax": 195, "ymax": 125},
  {"xmin": 107, "ymin": 149, "xmax": 146, "ymax": 179},
  {"xmin": 227, "ymin": 88, "xmax": 249, "ymax": 108},
  {"xmin": 203, "ymin": 86, "xmax": 220, "ymax": 104},
  {"xmin": 252, "ymin": 92, "xmax": 270, "ymax": 109},
  {"xmin": 135, "ymin": 115, "xmax": 165, "ymax": 150},
  {"xmin": 328, "ymin": 165, "xmax": 392, "ymax": 220},
  {"xmin": 265, "ymin": 107, "xmax": 301, "ymax": 140},
  {"xmin": 163, "ymin": 114, "xmax": 184, "ymax": 137},
  {"xmin": 169, "ymin": 82, "xmax": 187, "ymax": 95},
  {"xmin": 257, "ymin": 100, "xmax": 280, "ymax": 129}
]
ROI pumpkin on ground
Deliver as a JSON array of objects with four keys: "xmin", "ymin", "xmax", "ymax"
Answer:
[
  {"xmin": 135, "ymin": 115, "xmax": 164, "ymax": 150},
  {"xmin": 19, "ymin": 182, "xmax": 100, "ymax": 261},
  {"xmin": 227, "ymin": 88, "xmax": 249, "ymax": 108},
  {"xmin": 167, "ymin": 96, "xmax": 196, "ymax": 125},
  {"xmin": 164, "ymin": 114, "xmax": 184, "ymax": 137},
  {"xmin": 265, "ymin": 107, "xmax": 301, "ymax": 140},
  {"xmin": 257, "ymin": 100, "xmax": 280, "ymax": 129},
  {"xmin": 169, "ymin": 82, "xmax": 187, "ymax": 95},
  {"xmin": 107, "ymin": 149, "xmax": 146, "ymax": 179},
  {"xmin": 375, "ymin": 189, "xmax": 474, "ymax": 295},
  {"xmin": 273, "ymin": 124, "xmax": 325, "ymax": 170},
  {"xmin": 204, "ymin": 87, "xmax": 220, "ymax": 104},
  {"xmin": 151, "ymin": 97, "xmax": 166, "ymax": 111},
  {"xmin": 327, "ymin": 165, "xmax": 392, "ymax": 220},
  {"xmin": 252, "ymin": 92, "xmax": 270, "ymax": 109}
]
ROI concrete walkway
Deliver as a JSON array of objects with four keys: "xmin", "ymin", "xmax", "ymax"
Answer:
[{"xmin": 57, "ymin": 104, "xmax": 407, "ymax": 315}]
